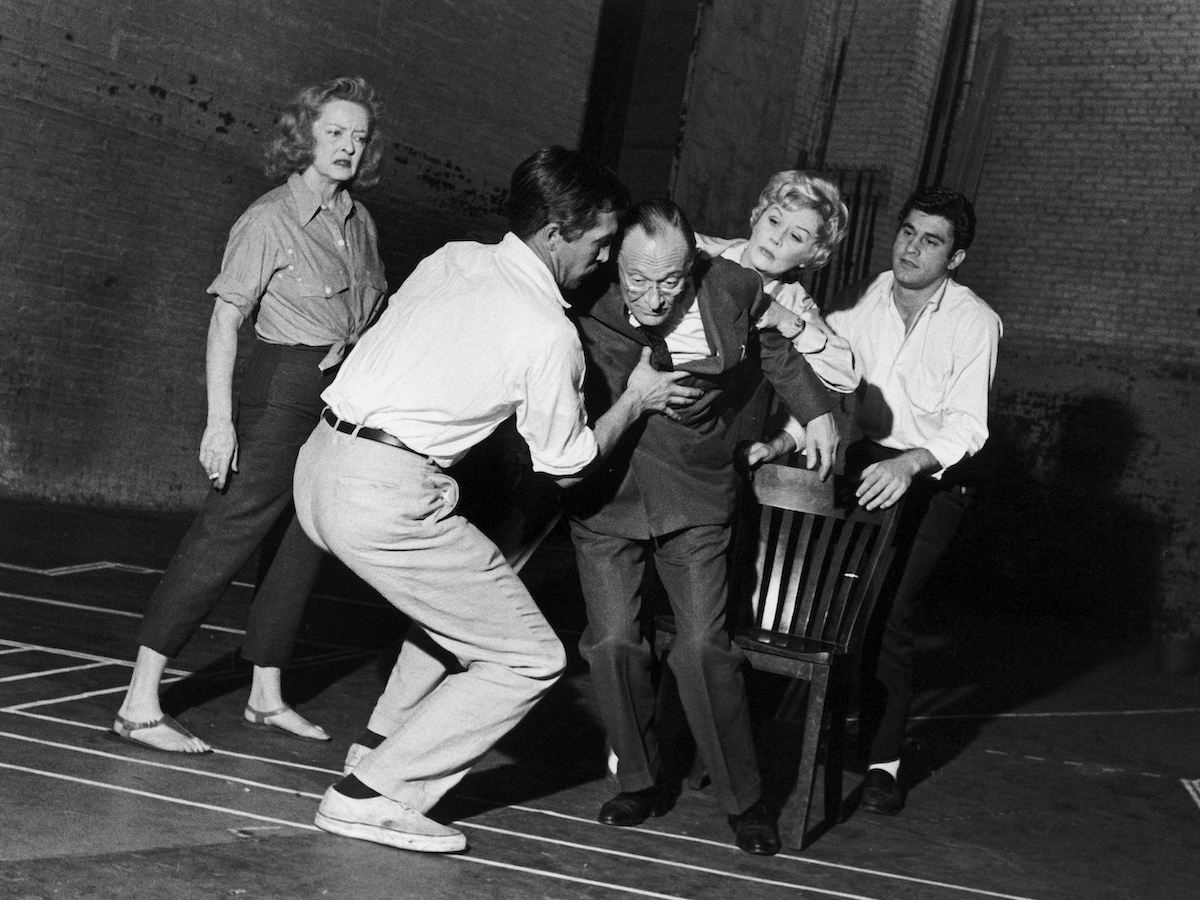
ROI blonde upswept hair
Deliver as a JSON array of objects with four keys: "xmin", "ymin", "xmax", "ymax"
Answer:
[{"xmin": 748, "ymin": 170, "xmax": 849, "ymax": 270}]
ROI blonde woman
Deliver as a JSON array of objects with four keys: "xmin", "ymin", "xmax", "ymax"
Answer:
[{"xmin": 697, "ymin": 170, "xmax": 860, "ymax": 465}]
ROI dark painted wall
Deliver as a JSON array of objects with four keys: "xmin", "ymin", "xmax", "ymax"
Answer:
[
  {"xmin": 0, "ymin": 0, "xmax": 601, "ymax": 507},
  {"xmin": 4, "ymin": 0, "xmax": 1197, "ymax": 628},
  {"xmin": 673, "ymin": 0, "xmax": 1199, "ymax": 628}
]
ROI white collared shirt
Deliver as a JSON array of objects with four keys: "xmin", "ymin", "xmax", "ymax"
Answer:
[
  {"xmin": 826, "ymin": 271, "xmax": 1003, "ymax": 471},
  {"xmin": 322, "ymin": 232, "xmax": 598, "ymax": 474},
  {"xmin": 628, "ymin": 290, "xmax": 713, "ymax": 364}
]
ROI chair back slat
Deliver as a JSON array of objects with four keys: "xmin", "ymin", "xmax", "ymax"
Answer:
[
  {"xmin": 784, "ymin": 512, "xmax": 833, "ymax": 636},
  {"xmin": 742, "ymin": 464, "xmax": 901, "ymax": 653},
  {"xmin": 804, "ymin": 517, "xmax": 858, "ymax": 641},
  {"xmin": 824, "ymin": 520, "xmax": 877, "ymax": 644},
  {"xmin": 753, "ymin": 506, "xmax": 787, "ymax": 629},
  {"xmin": 776, "ymin": 512, "xmax": 815, "ymax": 631},
  {"xmin": 760, "ymin": 509, "xmax": 812, "ymax": 632}
]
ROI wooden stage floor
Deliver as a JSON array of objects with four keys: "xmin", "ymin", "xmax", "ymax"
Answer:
[{"xmin": 1, "ymin": 500, "xmax": 1197, "ymax": 899}]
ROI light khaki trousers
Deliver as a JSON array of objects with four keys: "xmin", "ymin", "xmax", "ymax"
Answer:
[{"xmin": 294, "ymin": 420, "xmax": 566, "ymax": 812}]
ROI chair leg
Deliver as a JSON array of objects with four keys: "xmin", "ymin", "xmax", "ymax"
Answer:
[
  {"xmin": 778, "ymin": 668, "xmax": 831, "ymax": 850},
  {"xmin": 774, "ymin": 678, "xmax": 811, "ymax": 721},
  {"xmin": 823, "ymin": 667, "xmax": 850, "ymax": 825}
]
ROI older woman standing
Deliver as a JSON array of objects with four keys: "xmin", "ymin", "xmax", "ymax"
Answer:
[
  {"xmin": 697, "ymin": 170, "xmax": 860, "ymax": 466},
  {"xmin": 114, "ymin": 76, "xmax": 388, "ymax": 753}
]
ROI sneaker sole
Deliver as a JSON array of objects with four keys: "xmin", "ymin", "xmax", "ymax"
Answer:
[{"xmin": 314, "ymin": 812, "xmax": 467, "ymax": 853}]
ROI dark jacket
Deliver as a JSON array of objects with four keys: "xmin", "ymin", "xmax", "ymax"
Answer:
[{"xmin": 566, "ymin": 256, "xmax": 834, "ymax": 536}]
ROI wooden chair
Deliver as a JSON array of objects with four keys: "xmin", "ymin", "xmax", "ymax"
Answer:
[{"xmin": 654, "ymin": 462, "xmax": 901, "ymax": 849}]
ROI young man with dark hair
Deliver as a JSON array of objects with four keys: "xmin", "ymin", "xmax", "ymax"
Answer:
[{"xmin": 826, "ymin": 185, "xmax": 1002, "ymax": 815}]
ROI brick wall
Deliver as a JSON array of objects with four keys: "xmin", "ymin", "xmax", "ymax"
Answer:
[
  {"xmin": 673, "ymin": 0, "xmax": 826, "ymax": 235},
  {"xmin": 674, "ymin": 0, "xmax": 955, "ymax": 259},
  {"xmin": 968, "ymin": 0, "xmax": 1200, "ymax": 360},
  {"xmin": 0, "ymin": 0, "xmax": 601, "ymax": 508},
  {"xmin": 819, "ymin": 0, "xmax": 954, "ymax": 256},
  {"xmin": 964, "ymin": 0, "xmax": 1200, "ymax": 624},
  {"xmin": 672, "ymin": 0, "xmax": 1199, "ymax": 623},
  {"xmin": 4, "ymin": 0, "xmax": 1198, "ymax": 624}
]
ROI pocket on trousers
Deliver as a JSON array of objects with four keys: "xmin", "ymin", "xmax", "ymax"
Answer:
[
  {"xmin": 423, "ymin": 472, "xmax": 460, "ymax": 522},
  {"xmin": 334, "ymin": 470, "xmax": 459, "ymax": 527}
]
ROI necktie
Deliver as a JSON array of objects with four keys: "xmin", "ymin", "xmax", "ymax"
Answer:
[{"xmin": 639, "ymin": 326, "xmax": 674, "ymax": 372}]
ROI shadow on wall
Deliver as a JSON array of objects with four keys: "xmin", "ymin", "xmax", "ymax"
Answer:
[
  {"xmin": 950, "ymin": 393, "xmax": 1163, "ymax": 631},
  {"xmin": 892, "ymin": 393, "xmax": 1166, "ymax": 782}
]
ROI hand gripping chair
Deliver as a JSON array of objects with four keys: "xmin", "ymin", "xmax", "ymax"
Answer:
[{"xmin": 654, "ymin": 462, "xmax": 901, "ymax": 849}]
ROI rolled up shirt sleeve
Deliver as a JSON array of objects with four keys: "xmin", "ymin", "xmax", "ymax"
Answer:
[
  {"xmin": 206, "ymin": 208, "xmax": 280, "ymax": 319},
  {"xmin": 516, "ymin": 330, "xmax": 599, "ymax": 476}
]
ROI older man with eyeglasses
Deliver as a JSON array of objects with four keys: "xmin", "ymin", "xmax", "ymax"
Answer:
[{"xmin": 564, "ymin": 198, "xmax": 839, "ymax": 855}]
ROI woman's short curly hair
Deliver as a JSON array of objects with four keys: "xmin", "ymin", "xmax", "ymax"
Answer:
[
  {"xmin": 263, "ymin": 75, "xmax": 385, "ymax": 189},
  {"xmin": 748, "ymin": 170, "xmax": 849, "ymax": 270}
]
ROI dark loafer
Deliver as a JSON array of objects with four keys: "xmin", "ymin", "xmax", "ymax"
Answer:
[
  {"xmin": 597, "ymin": 787, "xmax": 676, "ymax": 826},
  {"xmin": 728, "ymin": 800, "xmax": 781, "ymax": 855},
  {"xmin": 859, "ymin": 768, "xmax": 905, "ymax": 816}
]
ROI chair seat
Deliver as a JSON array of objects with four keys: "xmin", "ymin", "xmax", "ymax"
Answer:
[
  {"xmin": 654, "ymin": 615, "xmax": 835, "ymax": 663},
  {"xmin": 734, "ymin": 627, "xmax": 836, "ymax": 663}
]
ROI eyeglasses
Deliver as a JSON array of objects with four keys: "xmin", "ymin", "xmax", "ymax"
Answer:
[{"xmin": 619, "ymin": 268, "xmax": 689, "ymax": 299}]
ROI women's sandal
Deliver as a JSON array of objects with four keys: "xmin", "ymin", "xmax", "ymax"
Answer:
[
  {"xmin": 243, "ymin": 704, "xmax": 331, "ymax": 742},
  {"xmin": 113, "ymin": 713, "xmax": 210, "ymax": 754}
]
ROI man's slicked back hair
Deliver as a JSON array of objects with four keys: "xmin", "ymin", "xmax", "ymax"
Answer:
[
  {"xmin": 507, "ymin": 146, "xmax": 630, "ymax": 241},
  {"xmin": 616, "ymin": 197, "xmax": 697, "ymax": 260}
]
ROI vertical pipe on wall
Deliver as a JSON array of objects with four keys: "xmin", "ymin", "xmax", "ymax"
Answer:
[
  {"xmin": 667, "ymin": 0, "xmax": 712, "ymax": 197},
  {"xmin": 579, "ymin": 0, "xmax": 651, "ymax": 170},
  {"xmin": 917, "ymin": 0, "xmax": 983, "ymax": 189}
]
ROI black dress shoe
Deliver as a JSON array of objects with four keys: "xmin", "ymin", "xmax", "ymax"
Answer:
[
  {"xmin": 597, "ymin": 787, "xmax": 676, "ymax": 827},
  {"xmin": 727, "ymin": 800, "xmax": 781, "ymax": 855},
  {"xmin": 859, "ymin": 768, "xmax": 905, "ymax": 816}
]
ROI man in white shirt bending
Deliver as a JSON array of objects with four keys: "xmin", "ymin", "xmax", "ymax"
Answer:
[{"xmin": 292, "ymin": 147, "xmax": 701, "ymax": 854}]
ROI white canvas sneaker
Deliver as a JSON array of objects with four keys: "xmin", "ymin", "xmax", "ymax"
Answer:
[{"xmin": 314, "ymin": 786, "xmax": 467, "ymax": 853}]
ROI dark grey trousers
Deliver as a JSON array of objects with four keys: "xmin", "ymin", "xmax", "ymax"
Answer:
[
  {"xmin": 570, "ymin": 519, "xmax": 762, "ymax": 816},
  {"xmin": 137, "ymin": 341, "xmax": 331, "ymax": 667}
]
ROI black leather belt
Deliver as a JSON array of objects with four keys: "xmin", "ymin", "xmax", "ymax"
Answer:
[{"xmin": 321, "ymin": 408, "xmax": 420, "ymax": 455}]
